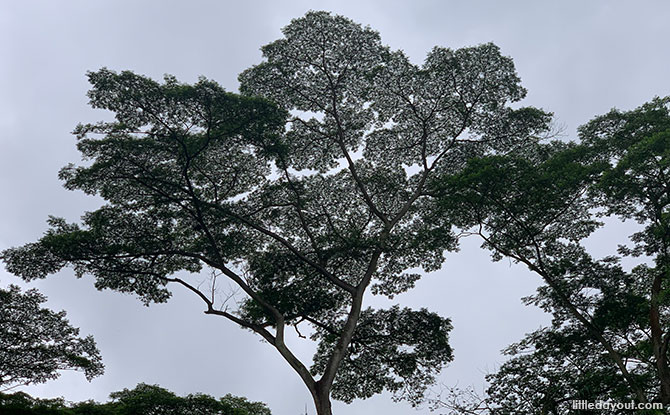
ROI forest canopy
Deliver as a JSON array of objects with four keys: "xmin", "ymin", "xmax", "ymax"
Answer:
[{"xmin": 2, "ymin": 9, "xmax": 669, "ymax": 415}]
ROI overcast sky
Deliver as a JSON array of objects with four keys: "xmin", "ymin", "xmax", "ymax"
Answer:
[{"xmin": 2, "ymin": 1, "xmax": 670, "ymax": 414}]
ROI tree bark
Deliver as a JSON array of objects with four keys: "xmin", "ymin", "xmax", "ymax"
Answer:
[
  {"xmin": 650, "ymin": 271, "xmax": 670, "ymax": 404},
  {"xmin": 312, "ymin": 382, "xmax": 333, "ymax": 415}
]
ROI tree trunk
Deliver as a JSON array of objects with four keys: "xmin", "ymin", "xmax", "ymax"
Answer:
[
  {"xmin": 312, "ymin": 383, "xmax": 333, "ymax": 415},
  {"xmin": 650, "ymin": 271, "xmax": 670, "ymax": 404},
  {"xmin": 313, "ymin": 398, "xmax": 333, "ymax": 415}
]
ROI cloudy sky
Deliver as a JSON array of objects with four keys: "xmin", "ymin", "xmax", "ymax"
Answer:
[{"xmin": 2, "ymin": 1, "xmax": 670, "ymax": 414}]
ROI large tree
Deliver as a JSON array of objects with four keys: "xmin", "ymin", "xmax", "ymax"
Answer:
[
  {"xmin": 0, "ymin": 284, "xmax": 103, "ymax": 390},
  {"xmin": 432, "ymin": 97, "xmax": 670, "ymax": 413},
  {"xmin": 1, "ymin": 12, "xmax": 550, "ymax": 415}
]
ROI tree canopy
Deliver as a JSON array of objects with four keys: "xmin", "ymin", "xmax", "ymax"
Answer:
[
  {"xmin": 1, "ymin": 11, "xmax": 551, "ymax": 415},
  {"xmin": 431, "ymin": 97, "xmax": 670, "ymax": 414},
  {"xmin": 0, "ymin": 383, "xmax": 270, "ymax": 415},
  {"xmin": 0, "ymin": 284, "xmax": 103, "ymax": 390}
]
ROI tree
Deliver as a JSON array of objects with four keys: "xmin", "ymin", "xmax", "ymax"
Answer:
[
  {"xmin": 0, "ymin": 383, "xmax": 271, "ymax": 415},
  {"xmin": 1, "ymin": 11, "xmax": 550, "ymax": 415},
  {"xmin": 582, "ymin": 97, "xmax": 670, "ymax": 405},
  {"xmin": 0, "ymin": 391, "xmax": 71, "ymax": 415},
  {"xmin": 108, "ymin": 383, "xmax": 271, "ymax": 415},
  {"xmin": 432, "ymin": 97, "xmax": 670, "ymax": 412},
  {"xmin": 0, "ymin": 284, "xmax": 103, "ymax": 391}
]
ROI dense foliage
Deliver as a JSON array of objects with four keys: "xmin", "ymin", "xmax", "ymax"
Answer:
[
  {"xmin": 0, "ymin": 284, "xmax": 103, "ymax": 390},
  {"xmin": 0, "ymin": 383, "xmax": 270, "ymax": 415},
  {"xmin": 432, "ymin": 97, "xmax": 670, "ymax": 414}
]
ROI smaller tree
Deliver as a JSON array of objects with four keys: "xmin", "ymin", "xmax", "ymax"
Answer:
[
  {"xmin": 0, "ymin": 383, "xmax": 272, "ymax": 415},
  {"xmin": 108, "ymin": 383, "xmax": 272, "ymax": 415},
  {"xmin": 0, "ymin": 391, "xmax": 71, "ymax": 415},
  {"xmin": 0, "ymin": 284, "xmax": 103, "ymax": 390}
]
